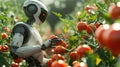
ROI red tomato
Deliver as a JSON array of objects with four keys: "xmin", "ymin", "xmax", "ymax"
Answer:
[
  {"xmin": 10, "ymin": 63, "xmax": 19, "ymax": 67},
  {"xmin": 49, "ymin": 35, "xmax": 58, "ymax": 39},
  {"xmin": 77, "ymin": 21, "xmax": 88, "ymax": 32},
  {"xmin": 60, "ymin": 40, "xmax": 68, "ymax": 48},
  {"xmin": 95, "ymin": 24, "xmax": 110, "ymax": 47},
  {"xmin": 110, "ymin": 6, "xmax": 120, "ymax": 19},
  {"xmin": 2, "ymin": 45, "xmax": 9, "ymax": 52},
  {"xmin": 47, "ymin": 59, "xmax": 53, "ymax": 67},
  {"xmin": 95, "ymin": 22, "xmax": 101, "ymax": 29},
  {"xmin": 53, "ymin": 46, "xmax": 66, "ymax": 54},
  {"xmin": 70, "ymin": 51, "xmax": 79, "ymax": 61},
  {"xmin": 0, "ymin": 45, "xmax": 2, "ymax": 51},
  {"xmin": 102, "ymin": 23, "xmax": 120, "ymax": 56},
  {"xmin": 84, "ymin": 5, "xmax": 92, "ymax": 13},
  {"xmin": 14, "ymin": 57, "xmax": 23, "ymax": 63},
  {"xmin": 51, "ymin": 54, "xmax": 65, "ymax": 61},
  {"xmin": 1, "ymin": 32, "xmax": 8, "ymax": 39},
  {"xmin": 51, "ymin": 60, "xmax": 67, "ymax": 67},
  {"xmin": 86, "ymin": 23, "xmax": 96, "ymax": 34},
  {"xmin": 76, "ymin": 45, "xmax": 92, "ymax": 57},
  {"xmin": 73, "ymin": 62, "xmax": 87, "ymax": 67}
]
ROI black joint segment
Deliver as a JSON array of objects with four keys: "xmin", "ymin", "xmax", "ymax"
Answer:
[{"xmin": 41, "ymin": 44, "xmax": 46, "ymax": 50}]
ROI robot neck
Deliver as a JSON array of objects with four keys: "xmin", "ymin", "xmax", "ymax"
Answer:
[{"xmin": 26, "ymin": 18, "xmax": 35, "ymax": 25}]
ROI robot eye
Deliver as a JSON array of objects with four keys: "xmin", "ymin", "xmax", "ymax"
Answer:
[
  {"xmin": 27, "ymin": 4, "xmax": 38, "ymax": 15},
  {"xmin": 23, "ymin": 4, "xmax": 38, "ymax": 17},
  {"xmin": 39, "ymin": 8, "xmax": 48, "ymax": 22}
]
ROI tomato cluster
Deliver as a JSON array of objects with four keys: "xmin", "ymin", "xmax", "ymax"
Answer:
[
  {"xmin": 95, "ymin": 23, "xmax": 120, "ymax": 57},
  {"xmin": 77, "ymin": 21, "xmax": 100, "ymax": 35},
  {"xmin": 70, "ymin": 45, "xmax": 92, "ymax": 61}
]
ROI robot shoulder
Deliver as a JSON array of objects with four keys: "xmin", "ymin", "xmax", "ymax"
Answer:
[{"xmin": 11, "ymin": 22, "xmax": 30, "ymax": 43}]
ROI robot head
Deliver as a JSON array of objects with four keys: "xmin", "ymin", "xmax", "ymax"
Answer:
[{"xmin": 23, "ymin": 0, "xmax": 48, "ymax": 25}]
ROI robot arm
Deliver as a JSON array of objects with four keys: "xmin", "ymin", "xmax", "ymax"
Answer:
[{"xmin": 11, "ymin": 32, "xmax": 42, "ymax": 58}]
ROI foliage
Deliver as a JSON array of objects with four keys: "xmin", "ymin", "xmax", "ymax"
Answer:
[{"xmin": 1, "ymin": 0, "xmax": 120, "ymax": 67}]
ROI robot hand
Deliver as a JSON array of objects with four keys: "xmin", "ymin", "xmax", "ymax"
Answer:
[{"xmin": 41, "ymin": 35, "xmax": 61, "ymax": 50}]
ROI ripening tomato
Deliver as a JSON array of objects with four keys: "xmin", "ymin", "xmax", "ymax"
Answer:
[
  {"xmin": 110, "ymin": 6, "xmax": 120, "ymax": 19},
  {"xmin": 86, "ymin": 23, "xmax": 96, "ymax": 34},
  {"xmin": 77, "ymin": 21, "xmax": 88, "ymax": 32},
  {"xmin": 47, "ymin": 59, "xmax": 53, "ymax": 67},
  {"xmin": 102, "ymin": 23, "xmax": 120, "ymax": 56},
  {"xmin": 14, "ymin": 57, "xmax": 23, "ymax": 63},
  {"xmin": 84, "ymin": 5, "xmax": 92, "ymax": 13},
  {"xmin": 95, "ymin": 24, "xmax": 110, "ymax": 47},
  {"xmin": 1, "ymin": 32, "xmax": 8, "ymax": 39},
  {"xmin": 76, "ymin": 45, "xmax": 92, "ymax": 57},
  {"xmin": 4, "ymin": 27, "xmax": 11, "ymax": 33},
  {"xmin": 95, "ymin": 22, "xmax": 101, "ymax": 29},
  {"xmin": 51, "ymin": 54, "xmax": 65, "ymax": 61},
  {"xmin": 2, "ymin": 45, "xmax": 9, "ymax": 52},
  {"xmin": 51, "ymin": 60, "xmax": 67, "ymax": 67},
  {"xmin": 70, "ymin": 51, "xmax": 79, "ymax": 61},
  {"xmin": 10, "ymin": 63, "xmax": 19, "ymax": 67},
  {"xmin": 53, "ymin": 46, "xmax": 66, "ymax": 54},
  {"xmin": 73, "ymin": 62, "xmax": 88, "ymax": 67},
  {"xmin": 49, "ymin": 35, "xmax": 58, "ymax": 39},
  {"xmin": 0, "ymin": 45, "xmax": 2, "ymax": 51},
  {"xmin": 104, "ymin": 0, "xmax": 108, "ymax": 3}
]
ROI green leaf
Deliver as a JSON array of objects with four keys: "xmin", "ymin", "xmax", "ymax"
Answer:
[
  {"xmin": 53, "ymin": 12, "xmax": 62, "ymax": 18},
  {"xmin": 86, "ymin": 52, "xmax": 96, "ymax": 67},
  {"xmin": 0, "ymin": 52, "xmax": 9, "ymax": 67},
  {"xmin": 78, "ymin": 10, "xmax": 86, "ymax": 20}
]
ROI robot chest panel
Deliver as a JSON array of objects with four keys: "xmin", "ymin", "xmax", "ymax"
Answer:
[{"xmin": 25, "ymin": 27, "xmax": 42, "ymax": 46}]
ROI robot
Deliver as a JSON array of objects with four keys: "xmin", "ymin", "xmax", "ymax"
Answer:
[{"xmin": 10, "ymin": 0, "xmax": 60, "ymax": 67}]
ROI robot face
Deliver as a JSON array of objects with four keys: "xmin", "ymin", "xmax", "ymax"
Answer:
[
  {"xmin": 39, "ymin": 8, "xmax": 47, "ymax": 23},
  {"xmin": 23, "ymin": 0, "xmax": 48, "ymax": 25}
]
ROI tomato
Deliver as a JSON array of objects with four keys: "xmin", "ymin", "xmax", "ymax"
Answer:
[
  {"xmin": 51, "ymin": 54, "xmax": 65, "ymax": 61},
  {"xmin": 77, "ymin": 21, "xmax": 88, "ymax": 32},
  {"xmin": 10, "ymin": 63, "xmax": 19, "ymax": 67},
  {"xmin": 95, "ymin": 22, "xmax": 101, "ymax": 29},
  {"xmin": 47, "ymin": 59, "xmax": 53, "ymax": 67},
  {"xmin": 84, "ymin": 5, "xmax": 92, "ymax": 13},
  {"xmin": 70, "ymin": 51, "xmax": 79, "ymax": 61},
  {"xmin": 110, "ymin": 6, "xmax": 120, "ymax": 19},
  {"xmin": 82, "ymin": 35, "xmax": 88, "ymax": 40},
  {"xmin": 95, "ymin": 24, "xmax": 110, "ymax": 47},
  {"xmin": 14, "ymin": 57, "xmax": 23, "ymax": 63},
  {"xmin": 60, "ymin": 40, "xmax": 68, "ymax": 48},
  {"xmin": 76, "ymin": 45, "xmax": 92, "ymax": 57},
  {"xmin": 102, "ymin": 23, "xmax": 120, "ymax": 56},
  {"xmin": 55, "ymin": 40, "xmax": 68, "ymax": 48},
  {"xmin": 1, "ymin": 32, "xmax": 8, "ymax": 39},
  {"xmin": 49, "ymin": 35, "xmax": 58, "ymax": 39},
  {"xmin": 53, "ymin": 46, "xmax": 66, "ymax": 54},
  {"xmin": 86, "ymin": 23, "xmax": 96, "ymax": 35},
  {"xmin": 104, "ymin": 0, "xmax": 108, "ymax": 3},
  {"xmin": 2, "ymin": 45, "xmax": 9, "ymax": 52},
  {"xmin": 4, "ymin": 27, "xmax": 11, "ymax": 33},
  {"xmin": 0, "ymin": 45, "xmax": 2, "ymax": 51},
  {"xmin": 51, "ymin": 60, "xmax": 67, "ymax": 67},
  {"xmin": 73, "ymin": 62, "xmax": 87, "ymax": 67}
]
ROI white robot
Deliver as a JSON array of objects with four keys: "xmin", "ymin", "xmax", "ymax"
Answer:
[{"xmin": 10, "ymin": 0, "xmax": 60, "ymax": 67}]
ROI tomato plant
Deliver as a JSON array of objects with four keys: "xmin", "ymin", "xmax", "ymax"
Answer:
[
  {"xmin": 1, "ymin": 0, "xmax": 120, "ymax": 67},
  {"xmin": 51, "ymin": 60, "xmax": 67, "ymax": 67}
]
